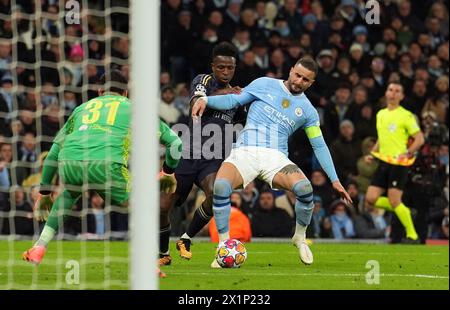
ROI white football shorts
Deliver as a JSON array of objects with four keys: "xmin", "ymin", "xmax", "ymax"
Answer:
[{"xmin": 224, "ymin": 146, "xmax": 297, "ymax": 188}]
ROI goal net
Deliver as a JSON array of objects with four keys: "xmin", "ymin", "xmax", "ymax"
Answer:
[{"xmin": 0, "ymin": 0, "xmax": 158, "ymax": 289}]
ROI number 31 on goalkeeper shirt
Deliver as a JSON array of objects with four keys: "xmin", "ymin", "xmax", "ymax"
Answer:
[{"xmin": 82, "ymin": 100, "xmax": 120, "ymax": 125}]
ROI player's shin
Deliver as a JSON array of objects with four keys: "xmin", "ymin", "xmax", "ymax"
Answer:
[
  {"xmin": 159, "ymin": 224, "xmax": 171, "ymax": 255},
  {"xmin": 35, "ymin": 190, "xmax": 78, "ymax": 248},
  {"xmin": 394, "ymin": 203, "xmax": 419, "ymax": 240},
  {"xmin": 212, "ymin": 179, "xmax": 233, "ymax": 241},
  {"xmin": 186, "ymin": 204, "xmax": 213, "ymax": 238},
  {"xmin": 292, "ymin": 179, "xmax": 314, "ymax": 241}
]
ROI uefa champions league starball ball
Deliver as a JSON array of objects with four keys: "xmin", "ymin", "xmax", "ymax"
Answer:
[{"xmin": 215, "ymin": 239, "xmax": 247, "ymax": 268}]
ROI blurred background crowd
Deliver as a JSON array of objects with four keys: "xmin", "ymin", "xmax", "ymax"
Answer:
[{"xmin": 0, "ymin": 0, "xmax": 448, "ymax": 242}]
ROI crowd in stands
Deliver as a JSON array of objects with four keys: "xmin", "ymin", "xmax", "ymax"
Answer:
[{"xmin": 0, "ymin": 0, "xmax": 448, "ymax": 241}]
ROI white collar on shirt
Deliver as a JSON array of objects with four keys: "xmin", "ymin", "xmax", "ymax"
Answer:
[{"xmin": 279, "ymin": 80, "xmax": 304, "ymax": 98}]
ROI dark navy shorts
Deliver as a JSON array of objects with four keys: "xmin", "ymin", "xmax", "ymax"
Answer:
[{"xmin": 174, "ymin": 158, "xmax": 223, "ymax": 206}]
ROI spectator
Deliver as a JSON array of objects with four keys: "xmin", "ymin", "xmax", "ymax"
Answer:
[
  {"xmin": 240, "ymin": 8, "xmax": 264, "ymax": 43},
  {"xmin": 40, "ymin": 82, "xmax": 58, "ymax": 108},
  {"xmin": 66, "ymin": 44, "xmax": 84, "ymax": 86},
  {"xmin": 12, "ymin": 187, "xmax": 34, "ymax": 235},
  {"xmin": 383, "ymin": 41, "xmax": 400, "ymax": 73},
  {"xmin": 61, "ymin": 90, "xmax": 78, "ymax": 117},
  {"xmin": 355, "ymin": 103, "xmax": 376, "ymax": 141},
  {"xmin": 252, "ymin": 40, "xmax": 269, "ymax": 72},
  {"xmin": 370, "ymin": 56, "xmax": 388, "ymax": 98},
  {"xmin": 0, "ymin": 73, "xmax": 13, "ymax": 127},
  {"xmin": 167, "ymin": 10, "xmax": 197, "ymax": 84},
  {"xmin": 18, "ymin": 109, "xmax": 36, "ymax": 136},
  {"xmin": 231, "ymin": 28, "xmax": 251, "ymax": 58},
  {"xmin": 0, "ymin": 154, "xmax": 9, "ymax": 188},
  {"xmin": 160, "ymin": 71, "xmax": 172, "ymax": 87},
  {"xmin": 330, "ymin": 119, "xmax": 361, "ymax": 183},
  {"xmin": 18, "ymin": 132, "xmax": 37, "ymax": 164},
  {"xmin": 207, "ymin": 10, "xmax": 227, "ymax": 42},
  {"xmin": 398, "ymin": 52, "xmax": 414, "ymax": 91},
  {"xmin": 403, "ymin": 79, "xmax": 429, "ymax": 117},
  {"xmin": 0, "ymin": 39, "xmax": 11, "ymax": 76},
  {"xmin": 221, "ymin": 0, "xmax": 242, "ymax": 41},
  {"xmin": 159, "ymin": 85, "xmax": 181, "ymax": 126},
  {"xmin": 241, "ymin": 181, "xmax": 259, "ymax": 210},
  {"xmin": 251, "ymin": 190, "xmax": 294, "ymax": 238},
  {"xmin": 230, "ymin": 191, "xmax": 251, "ymax": 218},
  {"xmin": 428, "ymin": 54, "xmax": 444, "ymax": 78},
  {"xmin": 309, "ymin": 49, "xmax": 337, "ymax": 104},
  {"xmin": 355, "ymin": 136, "xmax": 379, "ymax": 194},
  {"xmin": 310, "ymin": 169, "xmax": 335, "ymax": 212},
  {"xmin": 41, "ymin": 104, "xmax": 63, "ymax": 151},
  {"xmin": 302, "ymin": 13, "xmax": 324, "ymax": 53},
  {"xmin": 349, "ymin": 43, "xmax": 370, "ymax": 76},
  {"xmin": 330, "ymin": 199, "xmax": 355, "ymax": 239},
  {"xmin": 275, "ymin": 190, "xmax": 295, "ymax": 219},
  {"xmin": 1, "ymin": 142, "xmax": 27, "ymax": 186},
  {"xmin": 267, "ymin": 48, "xmax": 289, "ymax": 79},
  {"xmin": 22, "ymin": 151, "xmax": 49, "ymax": 190},
  {"xmin": 352, "ymin": 25, "xmax": 370, "ymax": 53},
  {"xmin": 173, "ymin": 83, "xmax": 191, "ymax": 121},
  {"xmin": 346, "ymin": 181, "xmax": 364, "ymax": 213},
  {"xmin": 323, "ymin": 82, "xmax": 357, "ymax": 142},
  {"xmin": 307, "ymin": 195, "xmax": 328, "ymax": 238},
  {"xmin": 279, "ymin": 0, "xmax": 302, "ymax": 38},
  {"xmin": 397, "ymin": 0, "xmax": 425, "ymax": 34},
  {"xmin": 335, "ymin": 56, "xmax": 352, "ymax": 83},
  {"xmin": 353, "ymin": 206, "xmax": 388, "ymax": 239},
  {"xmin": 285, "ymin": 39, "xmax": 303, "ymax": 69},
  {"xmin": 234, "ymin": 50, "xmax": 265, "ymax": 87},
  {"xmin": 422, "ymin": 75, "xmax": 449, "ymax": 124},
  {"xmin": 191, "ymin": 25, "xmax": 218, "ymax": 75}
]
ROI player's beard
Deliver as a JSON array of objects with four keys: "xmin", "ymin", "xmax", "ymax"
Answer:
[{"xmin": 289, "ymin": 81, "xmax": 304, "ymax": 95}]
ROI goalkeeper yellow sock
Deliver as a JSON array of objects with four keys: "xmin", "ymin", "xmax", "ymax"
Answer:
[
  {"xmin": 374, "ymin": 196, "xmax": 394, "ymax": 212},
  {"xmin": 394, "ymin": 203, "xmax": 418, "ymax": 240}
]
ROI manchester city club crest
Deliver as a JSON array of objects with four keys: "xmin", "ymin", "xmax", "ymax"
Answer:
[
  {"xmin": 295, "ymin": 107, "xmax": 303, "ymax": 117},
  {"xmin": 282, "ymin": 99, "xmax": 290, "ymax": 108}
]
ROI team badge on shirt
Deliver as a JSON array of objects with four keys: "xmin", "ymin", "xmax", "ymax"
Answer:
[
  {"xmin": 295, "ymin": 107, "xmax": 303, "ymax": 117},
  {"xmin": 195, "ymin": 84, "xmax": 207, "ymax": 93},
  {"xmin": 282, "ymin": 99, "xmax": 290, "ymax": 108}
]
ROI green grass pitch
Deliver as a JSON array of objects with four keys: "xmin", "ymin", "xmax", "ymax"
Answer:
[{"xmin": 0, "ymin": 241, "xmax": 448, "ymax": 290}]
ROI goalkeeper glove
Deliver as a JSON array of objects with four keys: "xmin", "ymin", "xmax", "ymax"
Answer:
[
  {"xmin": 33, "ymin": 193, "xmax": 54, "ymax": 222},
  {"xmin": 159, "ymin": 171, "xmax": 177, "ymax": 194}
]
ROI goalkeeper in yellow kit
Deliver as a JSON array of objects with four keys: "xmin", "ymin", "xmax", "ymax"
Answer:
[
  {"xmin": 364, "ymin": 82, "xmax": 424, "ymax": 243},
  {"xmin": 22, "ymin": 70, "xmax": 182, "ymax": 265}
]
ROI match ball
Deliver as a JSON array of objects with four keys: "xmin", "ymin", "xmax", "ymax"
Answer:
[{"xmin": 215, "ymin": 239, "xmax": 247, "ymax": 268}]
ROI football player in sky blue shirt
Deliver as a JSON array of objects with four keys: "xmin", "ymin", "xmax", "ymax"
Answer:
[{"xmin": 192, "ymin": 57, "xmax": 352, "ymax": 267}]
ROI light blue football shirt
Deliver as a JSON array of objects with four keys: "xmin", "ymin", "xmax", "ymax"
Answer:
[{"xmin": 207, "ymin": 77, "xmax": 320, "ymax": 156}]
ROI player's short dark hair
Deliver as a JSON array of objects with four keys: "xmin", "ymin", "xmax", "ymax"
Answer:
[
  {"xmin": 100, "ymin": 69, "xmax": 128, "ymax": 94},
  {"xmin": 212, "ymin": 42, "xmax": 238, "ymax": 61},
  {"xmin": 295, "ymin": 57, "xmax": 318, "ymax": 77},
  {"xmin": 388, "ymin": 81, "xmax": 404, "ymax": 93}
]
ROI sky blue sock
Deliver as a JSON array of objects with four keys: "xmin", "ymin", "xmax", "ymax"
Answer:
[
  {"xmin": 292, "ymin": 179, "xmax": 314, "ymax": 226},
  {"xmin": 212, "ymin": 179, "xmax": 233, "ymax": 234}
]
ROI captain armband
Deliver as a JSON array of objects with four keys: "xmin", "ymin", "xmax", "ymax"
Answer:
[{"xmin": 305, "ymin": 125, "xmax": 323, "ymax": 139}]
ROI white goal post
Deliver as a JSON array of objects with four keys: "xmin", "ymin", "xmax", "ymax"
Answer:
[{"xmin": 130, "ymin": 0, "xmax": 159, "ymax": 290}]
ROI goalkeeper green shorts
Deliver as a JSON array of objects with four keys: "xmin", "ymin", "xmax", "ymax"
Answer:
[{"xmin": 58, "ymin": 161, "xmax": 130, "ymax": 205}]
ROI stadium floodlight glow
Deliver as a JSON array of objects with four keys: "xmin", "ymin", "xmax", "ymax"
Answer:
[{"xmin": 130, "ymin": 0, "xmax": 159, "ymax": 290}]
